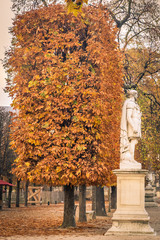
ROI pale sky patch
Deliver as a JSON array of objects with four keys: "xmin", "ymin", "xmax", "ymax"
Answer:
[{"xmin": 0, "ymin": 0, "xmax": 14, "ymax": 106}]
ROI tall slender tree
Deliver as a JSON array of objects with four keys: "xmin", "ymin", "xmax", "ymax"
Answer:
[{"xmin": 5, "ymin": 4, "xmax": 123, "ymax": 226}]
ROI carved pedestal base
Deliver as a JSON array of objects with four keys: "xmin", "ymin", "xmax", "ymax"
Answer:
[{"xmin": 105, "ymin": 169, "xmax": 156, "ymax": 236}]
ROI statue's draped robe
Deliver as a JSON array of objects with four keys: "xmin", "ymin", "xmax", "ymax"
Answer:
[
  {"xmin": 120, "ymin": 98, "xmax": 141, "ymax": 162},
  {"xmin": 120, "ymin": 99, "xmax": 130, "ymax": 161}
]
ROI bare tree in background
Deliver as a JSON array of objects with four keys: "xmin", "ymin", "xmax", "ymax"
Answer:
[
  {"xmin": 105, "ymin": 0, "xmax": 160, "ymax": 176},
  {"xmin": 11, "ymin": 0, "xmax": 49, "ymax": 13},
  {"xmin": 105, "ymin": 0, "xmax": 160, "ymax": 89}
]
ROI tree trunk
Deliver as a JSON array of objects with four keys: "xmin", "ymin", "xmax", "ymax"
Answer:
[
  {"xmin": 92, "ymin": 186, "xmax": 96, "ymax": 211},
  {"xmin": 49, "ymin": 186, "xmax": 52, "ymax": 205},
  {"xmin": 96, "ymin": 186, "xmax": 106, "ymax": 216},
  {"xmin": 108, "ymin": 187, "xmax": 111, "ymax": 212},
  {"xmin": 25, "ymin": 180, "xmax": 29, "ymax": 207},
  {"xmin": 16, "ymin": 179, "xmax": 20, "ymax": 207},
  {"xmin": 62, "ymin": 184, "xmax": 76, "ymax": 228},
  {"xmin": 4, "ymin": 185, "xmax": 7, "ymax": 206},
  {"xmin": 8, "ymin": 179, "xmax": 12, "ymax": 208},
  {"xmin": 31, "ymin": 183, "xmax": 36, "ymax": 205},
  {"xmin": 79, "ymin": 185, "xmax": 87, "ymax": 222},
  {"xmin": 0, "ymin": 185, "xmax": 3, "ymax": 210},
  {"xmin": 111, "ymin": 186, "xmax": 117, "ymax": 209}
]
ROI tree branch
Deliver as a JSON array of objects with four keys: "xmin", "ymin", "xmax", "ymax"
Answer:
[
  {"xmin": 106, "ymin": 0, "xmax": 132, "ymax": 28},
  {"xmin": 140, "ymin": 91, "xmax": 160, "ymax": 107}
]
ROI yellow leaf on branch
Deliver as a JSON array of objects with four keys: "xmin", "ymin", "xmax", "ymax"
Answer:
[{"xmin": 65, "ymin": 0, "xmax": 88, "ymax": 16}]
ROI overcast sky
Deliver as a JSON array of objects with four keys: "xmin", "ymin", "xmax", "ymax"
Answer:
[{"xmin": 0, "ymin": 0, "xmax": 14, "ymax": 106}]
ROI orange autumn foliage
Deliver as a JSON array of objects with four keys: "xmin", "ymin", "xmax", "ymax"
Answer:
[{"xmin": 6, "ymin": 4, "xmax": 123, "ymax": 186}]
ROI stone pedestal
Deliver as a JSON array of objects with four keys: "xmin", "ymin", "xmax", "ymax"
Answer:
[
  {"xmin": 145, "ymin": 184, "xmax": 158, "ymax": 208},
  {"xmin": 106, "ymin": 169, "xmax": 156, "ymax": 236}
]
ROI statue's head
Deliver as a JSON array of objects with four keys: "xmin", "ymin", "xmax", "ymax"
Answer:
[{"xmin": 127, "ymin": 89, "xmax": 138, "ymax": 99}]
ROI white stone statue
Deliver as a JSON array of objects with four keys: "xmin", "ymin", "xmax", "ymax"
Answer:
[{"xmin": 120, "ymin": 89, "xmax": 142, "ymax": 169}]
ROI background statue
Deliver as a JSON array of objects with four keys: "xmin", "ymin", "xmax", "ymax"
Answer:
[{"xmin": 120, "ymin": 89, "xmax": 141, "ymax": 169}]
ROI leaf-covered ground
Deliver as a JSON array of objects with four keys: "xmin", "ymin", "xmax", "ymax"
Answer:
[
  {"xmin": 0, "ymin": 202, "xmax": 112, "ymax": 237},
  {"xmin": 0, "ymin": 201, "xmax": 160, "ymax": 240}
]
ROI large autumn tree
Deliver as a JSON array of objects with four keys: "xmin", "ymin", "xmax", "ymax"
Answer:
[
  {"xmin": 5, "ymin": 4, "xmax": 123, "ymax": 226},
  {"xmin": 10, "ymin": 0, "xmax": 160, "ymax": 213}
]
